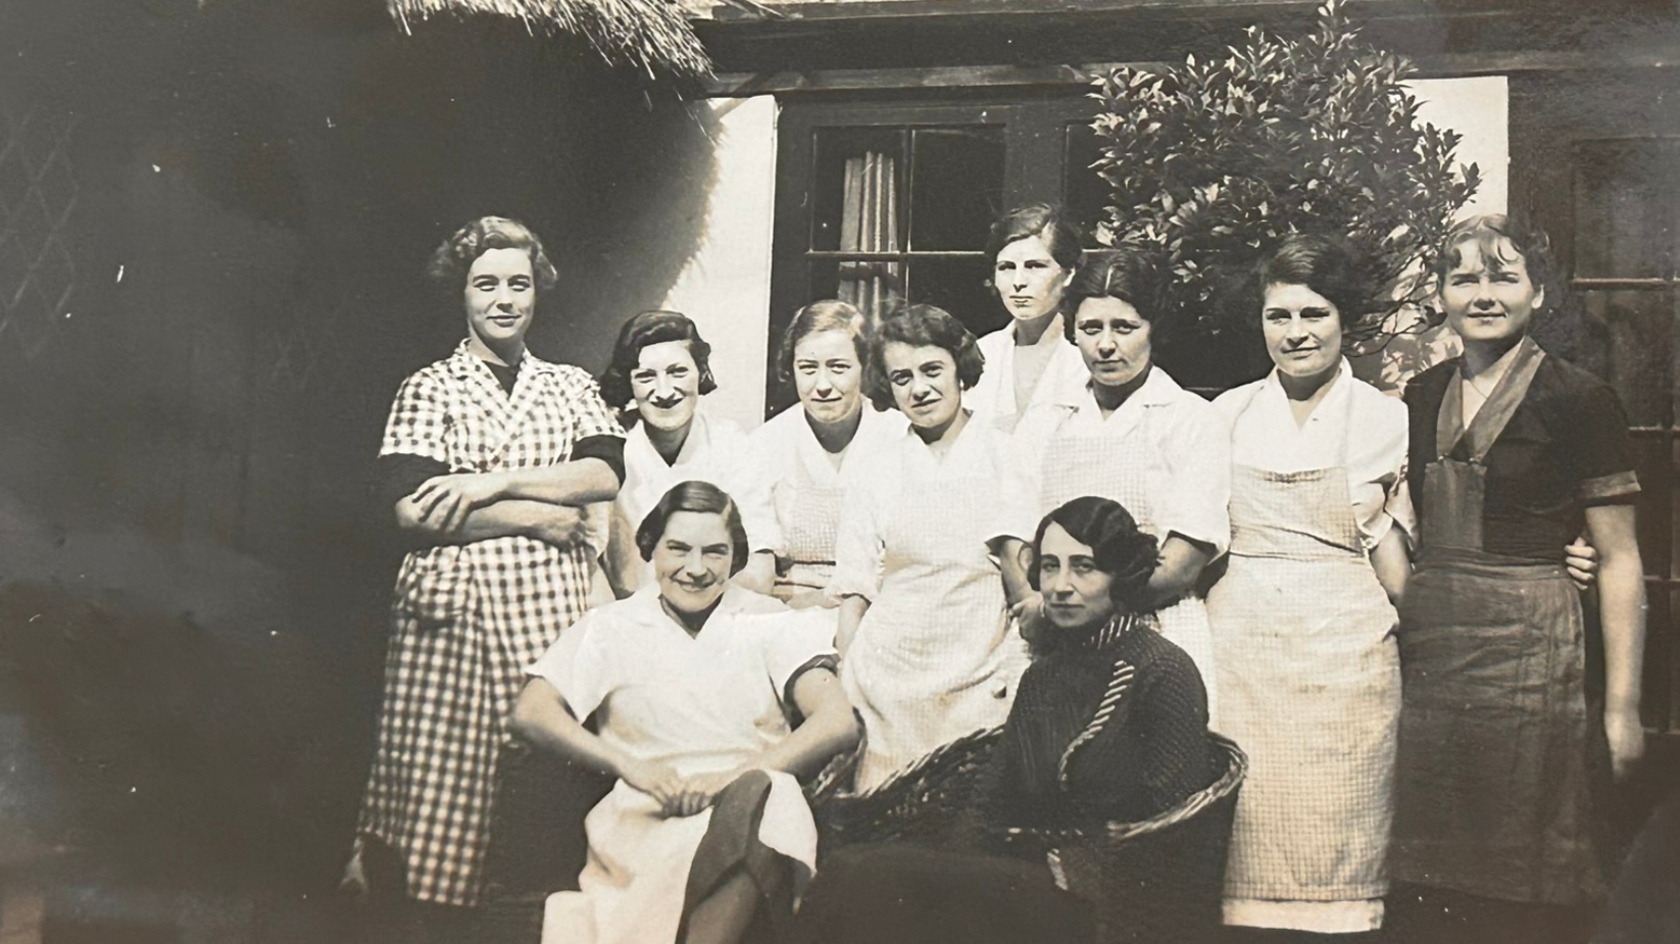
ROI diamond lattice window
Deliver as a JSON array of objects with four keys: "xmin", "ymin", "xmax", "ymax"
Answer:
[{"xmin": 0, "ymin": 103, "xmax": 79, "ymax": 361}]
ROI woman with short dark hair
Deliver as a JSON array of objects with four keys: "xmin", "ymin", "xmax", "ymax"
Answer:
[
  {"xmin": 1012, "ymin": 248, "xmax": 1230, "ymax": 714},
  {"xmin": 1207, "ymin": 233, "xmax": 1412, "ymax": 937},
  {"xmin": 345, "ymin": 215, "xmax": 625, "ymax": 934},
  {"xmin": 751, "ymin": 300, "xmax": 905, "ymax": 607},
  {"xmin": 797, "ymin": 495, "xmax": 1221, "ymax": 944},
  {"xmin": 832, "ymin": 304, "xmax": 1038, "ymax": 790},
  {"xmin": 599, "ymin": 310, "xmax": 781, "ymax": 597},
  {"xmin": 512, "ymin": 480, "xmax": 859, "ymax": 944},
  {"xmin": 965, "ymin": 204, "xmax": 1090, "ymax": 433}
]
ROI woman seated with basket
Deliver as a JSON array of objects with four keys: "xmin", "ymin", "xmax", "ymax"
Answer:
[{"xmin": 797, "ymin": 496, "xmax": 1240, "ymax": 944}]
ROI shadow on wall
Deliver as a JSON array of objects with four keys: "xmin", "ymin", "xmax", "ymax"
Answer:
[{"xmin": 0, "ymin": 0, "xmax": 722, "ymax": 928}]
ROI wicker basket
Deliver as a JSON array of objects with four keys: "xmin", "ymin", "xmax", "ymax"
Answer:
[{"xmin": 814, "ymin": 730, "xmax": 1248, "ymax": 944}]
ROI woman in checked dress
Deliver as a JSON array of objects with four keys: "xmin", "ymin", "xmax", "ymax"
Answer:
[{"xmin": 343, "ymin": 217, "xmax": 626, "ymax": 938}]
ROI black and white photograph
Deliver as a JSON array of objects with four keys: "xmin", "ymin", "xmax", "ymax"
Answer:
[{"xmin": 0, "ymin": 0, "xmax": 1676, "ymax": 941}]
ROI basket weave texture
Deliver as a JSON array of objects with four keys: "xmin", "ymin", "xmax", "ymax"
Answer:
[{"xmin": 814, "ymin": 729, "xmax": 1248, "ymax": 944}]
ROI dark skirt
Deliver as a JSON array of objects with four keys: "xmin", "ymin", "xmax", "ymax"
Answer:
[{"xmin": 1391, "ymin": 551, "xmax": 1609, "ymax": 904}]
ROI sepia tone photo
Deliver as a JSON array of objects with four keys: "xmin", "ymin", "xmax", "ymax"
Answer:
[{"xmin": 0, "ymin": 0, "xmax": 1675, "ymax": 941}]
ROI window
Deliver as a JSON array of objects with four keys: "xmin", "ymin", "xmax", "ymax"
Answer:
[
  {"xmin": 767, "ymin": 98, "xmax": 1104, "ymax": 411},
  {"xmin": 1571, "ymin": 136, "xmax": 1680, "ymax": 732}
]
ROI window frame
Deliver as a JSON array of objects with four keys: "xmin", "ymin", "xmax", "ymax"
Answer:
[{"xmin": 766, "ymin": 95, "xmax": 1098, "ymax": 413}]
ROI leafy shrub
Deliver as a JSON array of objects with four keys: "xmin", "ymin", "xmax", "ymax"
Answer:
[{"xmin": 1090, "ymin": 0, "xmax": 1479, "ymax": 381}]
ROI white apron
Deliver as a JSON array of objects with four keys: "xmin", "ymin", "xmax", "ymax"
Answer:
[
  {"xmin": 1038, "ymin": 421, "xmax": 1220, "ymax": 720},
  {"xmin": 775, "ymin": 434, "xmax": 847, "ymax": 596},
  {"xmin": 1209, "ymin": 389, "xmax": 1400, "ymax": 930},
  {"xmin": 843, "ymin": 469, "xmax": 1029, "ymax": 791}
]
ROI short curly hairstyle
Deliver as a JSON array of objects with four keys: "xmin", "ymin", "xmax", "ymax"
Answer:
[
  {"xmin": 1064, "ymin": 248, "xmax": 1167, "ymax": 342},
  {"xmin": 1435, "ymin": 214, "xmax": 1555, "ymax": 305},
  {"xmin": 426, "ymin": 216, "xmax": 558, "ymax": 291},
  {"xmin": 635, "ymin": 480, "xmax": 751, "ymax": 577},
  {"xmin": 1255, "ymin": 234, "xmax": 1369, "ymax": 328},
  {"xmin": 775, "ymin": 300, "xmax": 869, "ymax": 385},
  {"xmin": 865, "ymin": 304, "xmax": 984, "ymax": 412},
  {"xmin": 1028, "ymin": 495, "xmax": 1160, "ymax": 616},
  {"xmin": 599, "ymin": 310, "xmax": 718, "ymax": 415}
]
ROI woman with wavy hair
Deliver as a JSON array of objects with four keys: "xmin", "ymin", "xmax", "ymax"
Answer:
[
  {"xmin": 831, "ymin": 303, "xmax": 1038, "ymax": 790},
  {"xmin": 598, "ymin": 310, "xmax": 781, "ymax": 597},
  {"xmin": 1391, "ymin": 216, "xmax": 1645, "ymax": 943},
  {"xmin": 344, "ymin": 216, "xmax": 625, "ymax": 937},
  {"xmin": 798, "ymin": 495, "xmax": 1220, "ymax": 944}
]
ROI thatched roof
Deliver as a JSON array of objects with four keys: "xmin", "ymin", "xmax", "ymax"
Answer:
[
  {"xmin": 389, "ymin": 0, "xmax": 711, "ymax": 76},
  {"xmin": 190, "ymin": 0, "xmax": 711, "ymax": 77}
]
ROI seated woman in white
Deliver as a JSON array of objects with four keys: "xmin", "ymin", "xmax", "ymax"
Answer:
[
  {"xmin": 751, "ymin": 300, "xmax": 905, "ymax": 608},
  {"xmin": 512, "ymin": 480, "xmax": 860, "ymax": 944},
  {"xmin": 596, "ymin": 310, "xmax": 781, "ymax": 597}
]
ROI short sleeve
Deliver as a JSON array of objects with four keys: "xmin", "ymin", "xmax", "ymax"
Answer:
[
  {"xmin": 1568, "ymin": 381, "xmax": 1641, "ymax": 504},
  {"xmin": 1155, "ymin": 401, "xmax": 1232, "ymax": 555},
  {"xmin": 526, "ymin": 614, "xmax": 612, "ymax": 721},
  {"xmin": 829, "ymin": 467, "xmax": 885, "ymax": 600},
  {"xmin": 380, "ymin": 370, "xmax": 451, "ymax": 464},
  {"xmin": 555, "ymin": 366, "xmax": 625, "ymax": 448}
]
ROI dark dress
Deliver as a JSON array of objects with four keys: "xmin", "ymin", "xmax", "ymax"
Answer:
[
  {"xmin": 795, "ymin": 614, "xmax": 1218, "ymax": 944},
  {"xmin": 1393, "ymin": 338, "xmax": 1639, "ymax": 905}
]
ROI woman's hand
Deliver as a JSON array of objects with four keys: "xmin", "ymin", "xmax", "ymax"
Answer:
[
  {"xmin": 412, "ymin": 473, "xmax": 507, "ymax": 532},
  {"xmin": 1606, "ymin": 707, "xmax": 1646, "ymax": 782},
  {"xmin": 529, "ymin": 505, "xmax": 590, "ymax": 549},
  {"xmin": 619, "ymin": 757, "xmax": 687, "ymax": 814},
  {"xmin": 1565, "ymin": 536, "xmax": 1599, "ymax": 591},
  {"xmin": 1009, "ymin": 592, "xmax": 1047, "ymax": 645},
  {"xmin": 669, "ymin": 768, "xmax": 747, "ymax": 818}
]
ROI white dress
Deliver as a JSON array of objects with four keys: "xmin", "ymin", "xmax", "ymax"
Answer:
[
  {"xmin": 751, "ymin": 405, "xmax": 906, "ymax": 602},
  {"xmin": 525, "ymin": 586, "xmax": 839, "ymax": 944},
  {"xmin": 1014, "ymin": 366, "xmax": 1230, "ymax": 719},
  {"xmin": 602, "ymin": 404, "xmax": 783, "ymax": 592},
  {"xmin": 831, "ymin": 416, "xmax": 1037, "ymax": 790},
  {"xmin": 1209, "ymin": 361, "xmax": 1412, "ymax": 933},
  {"xmin": 966, "ymin": 315, "xmax": 1090, "ymax": 434}
]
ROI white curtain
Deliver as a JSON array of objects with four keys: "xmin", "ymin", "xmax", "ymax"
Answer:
[{"xmin": 837, "ymin": 152, "xmax": 902, "ymax": 324}]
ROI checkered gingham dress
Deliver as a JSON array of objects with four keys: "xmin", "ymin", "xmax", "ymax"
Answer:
[{"xmin": 356, "ymin": 340, "xmax": 622, "ymax": 907}]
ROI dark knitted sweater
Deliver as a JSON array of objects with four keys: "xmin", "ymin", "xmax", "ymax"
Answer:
[{"xmin": 980, "ymin": 615, "xmax": 1218, "ymax": 831}]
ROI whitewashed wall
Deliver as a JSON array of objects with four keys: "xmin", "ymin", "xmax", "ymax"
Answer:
[{"xmin": 656, "ymin": 96, "xmax": 779, "ymax": 428}]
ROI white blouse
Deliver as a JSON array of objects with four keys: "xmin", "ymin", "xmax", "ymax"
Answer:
[
  {"xmin": 1213, "ymin": 360, "xmax": 1414, "ymax": 550},
  {"xmin": 1014, "ymin": 365, "xmax": 1232, "ymax": 555},
  {"xmin": 615, "ymin": 404, "xmax": 782, "ymax": 555},
  {"xmin": 750, "ymin": 403, "xmax": 907, "ymax": 545},
  {"xmin": 966, "ymin": 315, "xmax": 1091, "ymax": 433},
  {"xmin": 830, "ymin": 417, "xmax": 1039, "ymax": 601}
]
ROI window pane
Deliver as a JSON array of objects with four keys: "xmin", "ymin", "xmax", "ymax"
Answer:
[
  {"xmin": 908, "ymin": 127, "xmax": 1004, "ymax": 251},
  {"xmin": 1579, "ymin": 289, "xmax": 1672, "ymax": 427},
  {"xmin": 1573, "ymin": 139, "xmax": 1671, "ymax": 280},
  {"xmin": 811, "ymin": 127, "xmax": 907, "ymax": 253},
  {"xmin": 905, "ymin": 257, "xmax": 997, "ymax": 337},
  {"xmin": 1063, "ymin": 120, "xmax": 1108, "ymax": 239}
]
